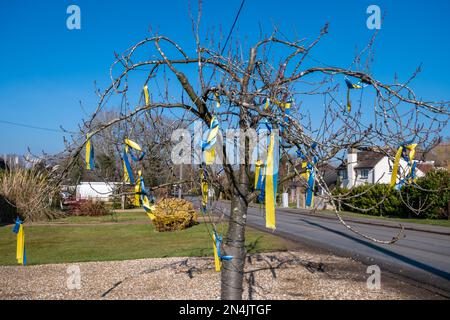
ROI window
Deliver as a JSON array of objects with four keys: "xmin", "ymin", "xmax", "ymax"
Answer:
[
  {"xmin": 339, "ymin": 170, "xmax": 348, "ymax": 180},
  {"xmin": 360, "ymin": 169, "xmax": 369, "ymax": 179}
]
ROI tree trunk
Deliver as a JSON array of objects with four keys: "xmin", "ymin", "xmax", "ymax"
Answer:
[
  {"xmin": 221, "ymin": 193, "xmax": 248, "ymax": 299},
  {"xmin": 221, "ymin": 165, "xmax": 249, "ymax": 300}
]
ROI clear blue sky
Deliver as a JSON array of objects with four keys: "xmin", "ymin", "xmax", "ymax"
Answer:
[{"xmin": 1, "ymin": 0, "xmax": 449, "ymax": 154}]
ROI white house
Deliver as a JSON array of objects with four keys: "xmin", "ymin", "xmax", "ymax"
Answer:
[
  {"xmin": 75, "ymin": 182, "xmax": 121, "ymax": 201},
  {"xmin": 337, "ymin": 148, "xmax": 431, "ymax": 189}
]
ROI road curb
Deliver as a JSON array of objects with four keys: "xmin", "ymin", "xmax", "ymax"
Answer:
[
  {"xmin": 217, "ymin": 199, "xmax": 450, "ymax": 236},
  {"xmin": 277, "ymin": 208, "xmax": 450, "ymax": 236}
]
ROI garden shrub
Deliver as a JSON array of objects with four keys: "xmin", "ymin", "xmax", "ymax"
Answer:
[
  {"xmin": 333, "ymin": 169, "xmax": 450, "ymax": 219},
  {"xmin": 68, "ymin": 199, "xmax": 110, "ymax": 216},
  {"xmin": 401, "ymin": 169, "xmax": 449, "ymax": 219},
  {"xmin": 334, "ymin": 184, "xmax": 405, "ymax": 216},
  {"xmin": 152, "ymin": 198, "xmax": 198, "ymax": 232}
]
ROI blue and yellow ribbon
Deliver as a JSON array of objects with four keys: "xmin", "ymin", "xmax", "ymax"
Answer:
[
  {"xmin": 85, "ymin": 133, "xmax": 95, "ymax": 170},
  {"xmin": 122, "ymin": 139, "xmax": 145, "ymax": 184},
  {"xmin": 273, "ymin": 99, "xmax": 292, "ymax": 134},
  {"xmin": 135, "ymin": 170, "xmax": 156, "ymax": 220},
  {"xmin": 390, "ymin": 142, "xmax": 417, "ymax": 189},
  {"xmin": 201, "ymin": 116, "xmax": 220, "ymax": 165},
  {"xmin": 254, "ymin": 160, "xmax": 264, "ymax": 191},
  {"xmin": 265, "ymin": 129, "xmax": 279, "ymax": 230},
  {"xmin": 212, "ymin": 230, "xmax": 233, "ymax": 272},
  {"xmin": 305, "ymin": 162, "xmax": 316, "ymax": 207},
  {"xmin": 297, "ymin": 144, "xmax": 318, "ymax": 208},
  {"xmin": 345, "ymin": 78, "xmax": 362, "ymax": 112},
  {"xmin": 262, "ymin": 97, "xmax": 270, "ymax": 110},
  {"xmin": 12, "ymin": 217, "xmax": 26, "ymax": 265}
]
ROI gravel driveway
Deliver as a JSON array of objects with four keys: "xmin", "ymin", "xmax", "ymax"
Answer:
[{"xmin": 0, "ymin": 251, "xmax": 442, "ymax": 300}]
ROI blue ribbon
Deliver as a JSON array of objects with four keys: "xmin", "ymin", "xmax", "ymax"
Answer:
[
  {"xmin": 13, "ymin": 217, "xmax": 22, "ymax": 234},
  {"xmin": 213, "ymin": 230, "xmax": 233, "ymax": 261}
]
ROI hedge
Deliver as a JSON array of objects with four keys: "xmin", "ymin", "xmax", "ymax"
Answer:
[{"xmin": 333, "ymin": 169, "xmax": 449, "ymax": 219}]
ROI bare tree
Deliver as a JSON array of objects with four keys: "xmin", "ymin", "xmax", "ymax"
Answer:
[{"xmin": 53, "ymin": 4, "xmax": 449, "ymax": 300}]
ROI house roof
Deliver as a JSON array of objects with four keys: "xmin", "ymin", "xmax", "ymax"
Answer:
[
  {"xmin": 354, "ymin": 151, "xmax": 385, "ymax": 169},
  {"xmin": 336, "ymin": 150, "xmax": 385, "ymax": 171},
  {"xmin": 290, "ymin": 162, "xmax": 337, "ymax": 188}
]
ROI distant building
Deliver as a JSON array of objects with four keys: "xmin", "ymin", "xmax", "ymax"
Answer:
[
  {"xmin": 75, "ymin": 182, "xmax": 121, "ymax": 201},
  {"xmin": 337, "ymin": 148, "xmax": 430, "ymax": 188}
]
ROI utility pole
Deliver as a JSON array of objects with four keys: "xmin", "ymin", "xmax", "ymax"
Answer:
[{"xmin": 178, "ymin": 164, "xmax": 182, "ymax": 199}]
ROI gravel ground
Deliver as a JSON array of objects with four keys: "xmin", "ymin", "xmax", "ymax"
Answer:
[{"xmin": 0, "ymin": 251, "xmax": 442, "ymax": 300}]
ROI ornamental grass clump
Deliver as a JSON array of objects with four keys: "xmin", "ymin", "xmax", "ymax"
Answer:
[
  {"xmin": 0, "ymin": 168, "xmax": 60, "ymax": 222},
  {"xmin": 152, "ymin": 198, "xmax": 198, "ymax": 232}
]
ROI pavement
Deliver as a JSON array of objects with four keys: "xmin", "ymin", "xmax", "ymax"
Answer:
[{"xmin": 189, "ymin": 197, "xmax": 450, "ymax": 298}]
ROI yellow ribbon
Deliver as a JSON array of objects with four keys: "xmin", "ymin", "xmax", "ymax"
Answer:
[
  {"xmin": 134, "ymin": 170, "xmax": 142, "ymax": 207},
  {"xmin": 143, "ymin": 85, "xmax": 150, "ymax": 106},
  {"xmin": 265, "ymin": 133, "xmax": 277, "ymax": 230},
  {"xmin": 214, "ymin": 92, "xmax": 220, "ymax": 108},
  {"xmin": 273, "ymin": 99, "xmax": 291, "ymax": 109},
  {"xmin": 16, "ymin": 224, "xmax": 25, "ymax": 265},
  {"xmin": 301, "ymin": 162, "xmax": 309, "ymax": 179},
  {"xmin": 125, "ymin": 139, "xmax": 142, "ymax": 151},
  {"xmin": 201, "ymin": 171, "xmax": 208, "ymax": 212},
  {"xmin": 264, "ymin": 98, "xmax": 270, "ymax": 110}
]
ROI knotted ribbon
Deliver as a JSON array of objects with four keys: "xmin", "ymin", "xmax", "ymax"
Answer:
[
  {"xmin": 345, "ymin": 78, "xmax": 362, "ymax": 112},
  {"xmin": 390, "ymin": 142, "xmax": 417, "ymax": 189},
  {"xmin": 135, "ymin": 170, "xmax": 156, "ymax": 220},
  {"xmin": 122, "ymin": 139, "xmax": 145, "ymax": 184},
  {"xmin": 212, "ymin": 230, "xmax": 233, "ymax": 272},
  {"xmin": 201, "ymin": 116, "xmax": 220, "ymax": 165}
]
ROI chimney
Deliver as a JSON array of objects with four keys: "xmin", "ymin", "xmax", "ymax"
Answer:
[{"xmin": 347, "ymin": 148, "xmax": 358, "ymax": 188}]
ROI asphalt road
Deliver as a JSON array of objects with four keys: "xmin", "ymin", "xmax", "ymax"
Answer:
[{"xmin": 190, "ymin": 198, "xmax": 450, "ymax": 297}]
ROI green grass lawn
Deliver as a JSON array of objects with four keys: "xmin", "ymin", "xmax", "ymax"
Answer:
[{"xmin": 0, "ymin": 211, "xmax": 294, "ymax": 266}]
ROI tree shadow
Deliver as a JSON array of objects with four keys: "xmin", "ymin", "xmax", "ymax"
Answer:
[
  {"xmin": 299, "ymin": 218, "xmax": 450, "ymax": 281},
  {"xmin": 244, "ymin": 252, "xmax": 325, "ymax": 300}
]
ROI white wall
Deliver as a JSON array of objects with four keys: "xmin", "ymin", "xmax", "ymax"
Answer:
[
  {"xmin": 76, "ymin": 182, "xmax": 118, "ymax": 201},
  {"xmin": 339, "ymin": 155, "xmax": 425, "ymax": 188},
  {"xmin": 346, "ymin": 150, "xmax": 357, "ymax": 188},
  {"xmin": 373, "ymin": 157, "xmax": 424, "ymax": 185}
]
